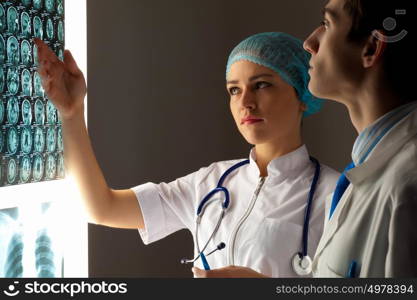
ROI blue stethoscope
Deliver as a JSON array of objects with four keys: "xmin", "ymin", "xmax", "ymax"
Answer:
[{"xmin": 181, "ymin": 156, "xmax": 320, "ymax": 276}]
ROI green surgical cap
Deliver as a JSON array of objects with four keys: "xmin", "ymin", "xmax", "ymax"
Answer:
[{"xmin": 226, "ymin": 32, "xmax": 324, "ymax": 117}]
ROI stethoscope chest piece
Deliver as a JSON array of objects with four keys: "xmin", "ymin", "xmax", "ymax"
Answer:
[{"xmin": 292, "ymin": 253, "xmax": 312, "ymax": 276}]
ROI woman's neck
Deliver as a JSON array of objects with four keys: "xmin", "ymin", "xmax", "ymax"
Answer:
[{"xmin": 254, "ymin": 136, "xmax": 303, "ymax": 177}]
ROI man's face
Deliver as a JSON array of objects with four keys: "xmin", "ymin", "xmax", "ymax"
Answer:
[{"xmin": 303, "ymin": 0, "xmax": 365, "ymax": 102}]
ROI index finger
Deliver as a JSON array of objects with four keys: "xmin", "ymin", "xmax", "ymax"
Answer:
[{"xmin": 33, "ymin": 38, "xmax": 59, "ymax": 64}]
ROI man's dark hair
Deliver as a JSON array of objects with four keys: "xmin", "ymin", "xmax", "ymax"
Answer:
[{"xmin": 343, "ymin": 0, "xmax": 413, "ymax": 101}]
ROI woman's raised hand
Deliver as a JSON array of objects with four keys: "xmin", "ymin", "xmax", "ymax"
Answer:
[
  {"xmin": 34, "ymin": 38, "xmax": 87, "ymax": 120},
  {"xmin": 33, "ymin": 40, "xmax": 144, "ymax": 230}
]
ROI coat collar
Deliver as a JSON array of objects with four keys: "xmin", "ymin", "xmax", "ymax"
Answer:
[
  {"xmin": 346, "ymin": 106, "xmax": 417, "ymax": 185},
  {"xmin": 352, "ymin": 101, "xmax": 417, "ymax": 165},
  {"xmin": 248, "ymin": 145, "xmax": 311, "ymax": 180}
]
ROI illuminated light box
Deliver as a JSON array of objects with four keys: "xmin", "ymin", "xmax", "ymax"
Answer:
[
  {"xmin": 0, "ymin": 203, "xmax": 64, "ymax": 277},
  {"xmin": 0, "ymin": 0, "xmax": 65, "ymax": 187}
]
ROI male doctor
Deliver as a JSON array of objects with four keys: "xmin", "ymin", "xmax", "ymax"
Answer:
[{"xmin": 303, "ymin": 0, "xmax": 416, "ymax": 277}]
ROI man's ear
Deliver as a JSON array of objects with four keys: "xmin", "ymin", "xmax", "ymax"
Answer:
[{"xmin": 362, "ymin": 30, "xmax": 387, "ymax": 68}]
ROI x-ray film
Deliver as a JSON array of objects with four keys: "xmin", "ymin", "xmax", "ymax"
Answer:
[
  {"xmin": 1, "ymin": 0, "xmax": 65, "ymax": 187},
  {"xmin": 0, "ymin": 203, "xmax": 64, "ymax": 278}
]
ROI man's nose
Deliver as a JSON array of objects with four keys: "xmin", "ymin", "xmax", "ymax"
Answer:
[{"xmin": 303, "ymin": 28, "xmax": 321, "ymax": 55}]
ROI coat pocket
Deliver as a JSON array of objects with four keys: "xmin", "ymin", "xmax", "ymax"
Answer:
[{"xmin": 325, "ymin": 262, "xmax": 346, "ymax": 278}]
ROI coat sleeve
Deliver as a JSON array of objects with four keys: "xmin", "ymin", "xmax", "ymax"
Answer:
[
  {"xmin": 386, "ymin": 183, "xmax": 417, "ymax": 277},
  {"xmin": 130, "ymin": 166, "xmax": 211, "ymax": 245}
]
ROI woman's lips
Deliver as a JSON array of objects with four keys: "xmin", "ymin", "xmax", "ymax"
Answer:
[{"xmin": 241, "ymin": 117, "xmax": 264, "ymax": 125}]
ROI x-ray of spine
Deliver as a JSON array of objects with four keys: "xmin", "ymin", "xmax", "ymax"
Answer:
[
  {"xmin": 0, "ymin": 202, "xmax": 63, "ymax": 278},
  {"xmin": 4, "ymin": 231, "xmax": 24, "ymax": 277},
  {"xmin": 35, "ymin": 229, "xmax": 55, "ymax": 277},
  {"xmin": 0, "ymin": 0, "xmax": 65, "ymax": 187}
]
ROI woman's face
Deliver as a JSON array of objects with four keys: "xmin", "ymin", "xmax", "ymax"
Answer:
[{"xmin": 227, "ymin": 60, "xmax": 304, "ymax": 146}]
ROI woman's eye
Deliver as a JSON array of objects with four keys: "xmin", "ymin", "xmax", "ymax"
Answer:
[
  {"xmin": 229, "ymin": 87, "xmax": 240, "ymax": 95},
  {"xmin": 320, "ymin": 20, "xmax": 329, "ymax": 29},
  {"xmin": 256, "ymin": 81, "xmax": 271, "ymax": 89}
]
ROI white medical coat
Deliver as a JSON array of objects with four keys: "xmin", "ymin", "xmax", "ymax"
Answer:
[
  {"xmin": 131, "ymin": 145, "xmax": 339, "ymax": 277},
  {"xmin": 313, "ymin": 108, "xmax": 417, "ymax": 277}
]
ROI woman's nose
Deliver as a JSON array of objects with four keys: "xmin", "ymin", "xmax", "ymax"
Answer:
[{"xmin": 240, "ymin": 89, "xmax": 256, "ymax": 110}]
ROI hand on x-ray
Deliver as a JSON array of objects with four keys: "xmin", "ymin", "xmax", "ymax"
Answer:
[{"xmin": 34, "ymin": 38, "xmax": 87, "ymax": 121}]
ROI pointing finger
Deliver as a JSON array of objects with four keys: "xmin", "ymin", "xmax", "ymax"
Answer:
[{"xmin": 34, "ymin": 38, "xmax": 59, "ymax": 64}]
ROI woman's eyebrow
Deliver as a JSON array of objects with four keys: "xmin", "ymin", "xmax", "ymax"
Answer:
[{"xmin": 226, "ymin": 73, "xmax": 274, "ymax": 84}]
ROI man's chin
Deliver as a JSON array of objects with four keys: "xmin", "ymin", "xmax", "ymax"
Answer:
[
  {"xmin": 307, "ymin": 82, "xmax": 333, "ymax": 100},
  {"xmin": 308, "ymin": 82, "xmax": 326, "ymax": 98}
]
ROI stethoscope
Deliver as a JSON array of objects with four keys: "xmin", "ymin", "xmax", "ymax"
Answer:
[{"xmin": 181, "ymin": 156, "xmax": 320, "ymax": 276}]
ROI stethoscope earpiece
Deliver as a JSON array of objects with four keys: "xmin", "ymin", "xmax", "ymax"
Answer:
[
  {"xmin": 180, "ymin": 242, "xmax": 226, "ymax": 266},
  {"xmin": 180, "ymin": 258, "xmax": 190, "ymax": 264}
]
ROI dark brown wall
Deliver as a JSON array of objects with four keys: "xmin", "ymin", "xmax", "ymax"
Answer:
[{"xmin": 86, "ymin": 0, "xmax": 356, "ymax": 277}]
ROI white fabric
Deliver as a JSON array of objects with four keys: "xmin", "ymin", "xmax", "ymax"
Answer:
[
  {"xmin": 313, "ymin": 108, "xmax": 417, "ymax": 277},
  {"xmin": 352, "ymin": 101, "xmax": 417, "ymax": 165},
  {"xmin": 131, "ymin": 145, "xmax": 339, "ymax": 277}
]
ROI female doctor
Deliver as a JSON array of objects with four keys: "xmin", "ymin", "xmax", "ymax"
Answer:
[{"xmin": 35, "ymin": 32, "xmax": 339, "ymax": 278}]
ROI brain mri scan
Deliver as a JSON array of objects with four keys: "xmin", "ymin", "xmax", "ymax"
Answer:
[{"xmin": 1, "ymin": 1, "xmax": 65, "ymax": 187}]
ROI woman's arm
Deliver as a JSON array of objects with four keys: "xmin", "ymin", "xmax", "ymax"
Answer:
[
  {"xmin": 192, "ymin": 266, "xmax": 269, "ymax": 278},
  {"xmin": 35, "ymin": 38, "xmax": 144, "ymax": 229}
]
